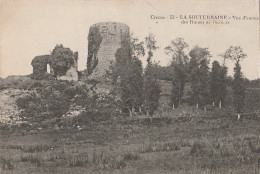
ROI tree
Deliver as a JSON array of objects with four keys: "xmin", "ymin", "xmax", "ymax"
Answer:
[
  {"xmin": 189, "ymin": 55, "xmax": 200, "ymax": 108},
  {"xmin": 143, "ymin": 61, "xmax": 161, "ymax": 116},
  {"xmin": 108, "ymin": 34, "xmax": 144, "ymax": 85},
  {"xmin": 218, "ymin": 65, "xmax": 228, "ymax": 108},
  {"xmin": 222, "ymin": 46, "xmax": 247, "ymax": 113},
  {"xmin": 210, "ymin": 61, "xmax": 221, "ymax": 106},
  {"xmin": 171, "ymin": 70, "xmax": 181, "ymax": 108},
  {"xmin": 129, "ymin": 57, "xmax": 144, "ymax": 112},
  {"xmin": 143, "ymin": 34, "xmax": 161, "ymax": 116},
  {"xmin": 164, "ymin": 38, "xmax": 189, "ymax": 65},
  {"xmin": 131, "ymin": 33, "xmax": 145, "ymax": 58},
  {"xmin": 50, "ymin": 44, "xmax": 75, "ymax": 77},
  {"xmin": 198, "ymin": 59, "xmax": 210, "ymax": 109},
  {"xmin": 120, "ymin": 57, "xmax": 144, "ymax": 116},
  {"xmin": 110, "ymin": 35, "xmax": 144, "ymax": 116},
  {"xmin": 210, "ymin": 61, "xmax": 227, "ymax": 108},
  {"xmin": 129, "ymin": 34, "xmax": 145, "ymax": 112},
  {"xmin": 189, "ymin": 45, "xmax": 211, "ymax": 109},
  {"xmin": 110, "ymin": 40, "xmax": 130, "ymax": 84},
  {"xmin": 145, "ymin": 33, "xmax": 158, "ymax": 63},
  {"xmin": 115, "ymin": 41, "xmax": 133, "ymax": 114},
  {"xmin": 233, "ymin": 63, "xmax": 246, "ymax": 113},
  {"xmin": 165, "ymin": 38, "xmax": 189, "ymax": 108},
  {"xmin": 222, "ymin": 46, "xmax": 246, "ymax": 64}
]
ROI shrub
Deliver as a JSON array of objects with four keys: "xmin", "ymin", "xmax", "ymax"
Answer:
[
  {"xmin": 63, "ymin": 86, "xmax": 78, "ymax": 99},
  {"xmin": 17, "ymin": 84, "xmax": 70, "ymax": 122},
  {"xmin": 16, "ymin": 93, "xmax": 39, "ymax": 109},
  {"xmin": 123, "ymin": 152, "xmax": 139, "ymax": 161},
  {"xmin": 50, "ymin": 44, "xmax": 75, "ymax": 77},
  {"xmin": 190, "ymin": 141, "xmax": 213, "ymax": 157}
]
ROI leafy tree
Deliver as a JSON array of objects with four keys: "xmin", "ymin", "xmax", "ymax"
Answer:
[
  {"xmin": 108, "ymin": 34, "xmax": 144, "ymax": 85},
  {"xmin": 164, "ymin": 38, "xmax": 189, "ymax": 65},
  {"xmin": 218, "ymin": 65, "xmax": 228, "ymax": 108},
  {"xmin": 189, "ymin": 55, "xmax": 200, "ymax": 107},
  {"xmin": 143, "ymin": 61, "xmax": 161, "ymax": 116},
  {"xmin": 110, "ymin": 40, "xmax": 131, "ymax": 84},
  {"xmin": 210, "ymin": 61, "xmax": 221, "ymax": 105},
  {"xmin": 50, "ymin": 44, "xmax": 75, "ymax": 77},
  {"xmin": 247, "ymin": 78, "xmax": 260, "ymax": 88},
  {"xmin": 145, "ymin": 33, "xmax": 158, "ymax": 63},
  {"xmin": 210, "ymin": 61, "xmax": 227, "ymax": 108},
  {"xmin": 171, "ymin": 71, "xmax": 181, "ymax": 108},
  {"xmin": 197, "ymin": 59, "xmax": 210, "ymax": 109},
  {"xmin": 222, "ymin": 46, "xmax": 247, "ymax": 113},
  {"xmin": 222, "ymin": 46, "xmax": 246, "ymax": 64},
  {"xmin": 131, "ymin": 33, "xmax": 145, "ymax": 58},
  {"xmin": 114, "ymin": 40, "xmax": 132, "ymax": 113},
  {"xmin": 143, "ymin": 34, "xmax": 161, "ymax": 116},
  {"xmin": 130, "ymin": 57, "xmax": 144, "ymax": 112},
  {"xmin": 128, "ymin": 34, "xmax": 145, "ymax": 112},
  {"xmin": 111, "ymin": 35, "xmax": 144, "ymax": 116},
  {"xmin": 233, "ymin": 63, "xmax": 246, "ymax": 113},
  {"xmin": 120, "ymin": 57, "xmax": 143, "ymax": 116},
  {"xmin": 189, "ymin": 45, "xmax": 211, "ymax": 109},
  {"xmin": 165, "ymin": 38, "xmax": 189, "ymax": 108}
]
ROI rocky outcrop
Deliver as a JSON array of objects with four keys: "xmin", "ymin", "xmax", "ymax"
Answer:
[
  {"xmin": 87, "ymin": 22, "xmax": 130, "ymax": 78},
  {"xmin": 0, "ymin": 89, "xmax": 32, "ymax": 124}
]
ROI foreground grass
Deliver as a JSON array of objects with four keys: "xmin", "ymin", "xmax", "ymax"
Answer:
[{"xmin": 0, "ymin": 109, "xmax": 259, "ymax": 174}]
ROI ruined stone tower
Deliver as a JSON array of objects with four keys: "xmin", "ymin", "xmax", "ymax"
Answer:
[
  {"xmin": 31, "ymin": 49, "xmax": 79, "ymax": 81},
  {"xmin": 87, "ymin": 22, "xmax": 130, "ymax": 78}
]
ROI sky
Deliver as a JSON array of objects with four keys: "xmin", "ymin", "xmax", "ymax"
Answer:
[{"xmin": 0, "ymin": 0, "xmax": 259, "ymax": 79}]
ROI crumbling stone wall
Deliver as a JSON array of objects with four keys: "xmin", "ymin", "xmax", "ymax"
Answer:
[
  {"xmin": 31, "ymin": 55, "xmax": 52, "ymax": 79},
  {"xmin": 31, "ymin": 55, "xmax": 51, "ymax": 74},
  {"xmin": 87, "ymin": 22, "xmax": 130, "ymax": 78},
  {"xmin": 31, "ymin": 50, "xmax": 79, "ymax": 81}
]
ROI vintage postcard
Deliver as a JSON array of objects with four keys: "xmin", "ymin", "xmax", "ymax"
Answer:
[{"xmin": 0, "ymin": 0, "xmax": 259, "ymax": 173}]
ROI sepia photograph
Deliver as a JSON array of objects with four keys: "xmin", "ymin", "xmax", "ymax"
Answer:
[{"xmin": 0, "ymin": 0, "xmax": 259, "ymax": 173}]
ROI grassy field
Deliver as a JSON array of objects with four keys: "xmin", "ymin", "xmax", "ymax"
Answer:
[
  {"xmin": 0, "ymin": 106, "xmax": 259, "ymax": 174},
  {"xmin": 0, "ymin": 78, "xmax": 259, "ymax": 173}
]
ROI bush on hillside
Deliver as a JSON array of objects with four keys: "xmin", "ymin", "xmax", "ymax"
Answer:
[
  {"xmin": 16, "ymin": 83, "xmax": 72, "ymax": 122},
  {"xmin": 15, "ymin": 79, "xmax": 121, "ymax": 123}
]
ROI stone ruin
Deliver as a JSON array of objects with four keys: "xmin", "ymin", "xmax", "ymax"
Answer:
[
  {"xmin": 31, "ymin": 22, "xmax": 131, "ymax": 81},
  {"xmin": 31, "ymin": 55, "xmax": 52, "ymax": 75},
  {"xmin": 87, "ymin": 22, "xmax": 130, "ymax": 78},
  {"xmin": 31, "ymin": 51, "xmax": 79, "ymax": 81}
]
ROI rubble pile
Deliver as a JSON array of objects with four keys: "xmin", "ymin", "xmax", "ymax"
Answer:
[{"xmin": 0, "ymin": 89, "xmax": 33, "ymax": 124}]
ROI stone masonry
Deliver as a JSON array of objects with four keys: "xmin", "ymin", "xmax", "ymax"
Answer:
[{"xmin": 87, "ymin": 22, "xmax": 130, "ymax": 78}]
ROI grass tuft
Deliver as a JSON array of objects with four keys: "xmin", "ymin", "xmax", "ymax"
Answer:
[
  {"xmin": 0, "ymin": 157, "xmax": 14, "ymax": 170},
  {"xmin": 141, "ymin": 142, "xmax": 180, "ymax": 153},
  {"xmin": 21, "ymin": 155, "xmax": 41, "ymax": 167}
]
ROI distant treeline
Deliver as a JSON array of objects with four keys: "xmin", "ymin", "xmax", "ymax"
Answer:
[{"xmin": 149, "ymin": 64, "xmax": 258, "ymax": 88}]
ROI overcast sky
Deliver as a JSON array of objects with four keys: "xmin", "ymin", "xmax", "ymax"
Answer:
[{"xmin": 0, "ymin": 0, "xmax": 259, "ymax": 79}]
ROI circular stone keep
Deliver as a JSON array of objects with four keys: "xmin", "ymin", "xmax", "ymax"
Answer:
[{"xmin": 86, "ymin": 22, "xmax": 130, "ymax": 78}]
